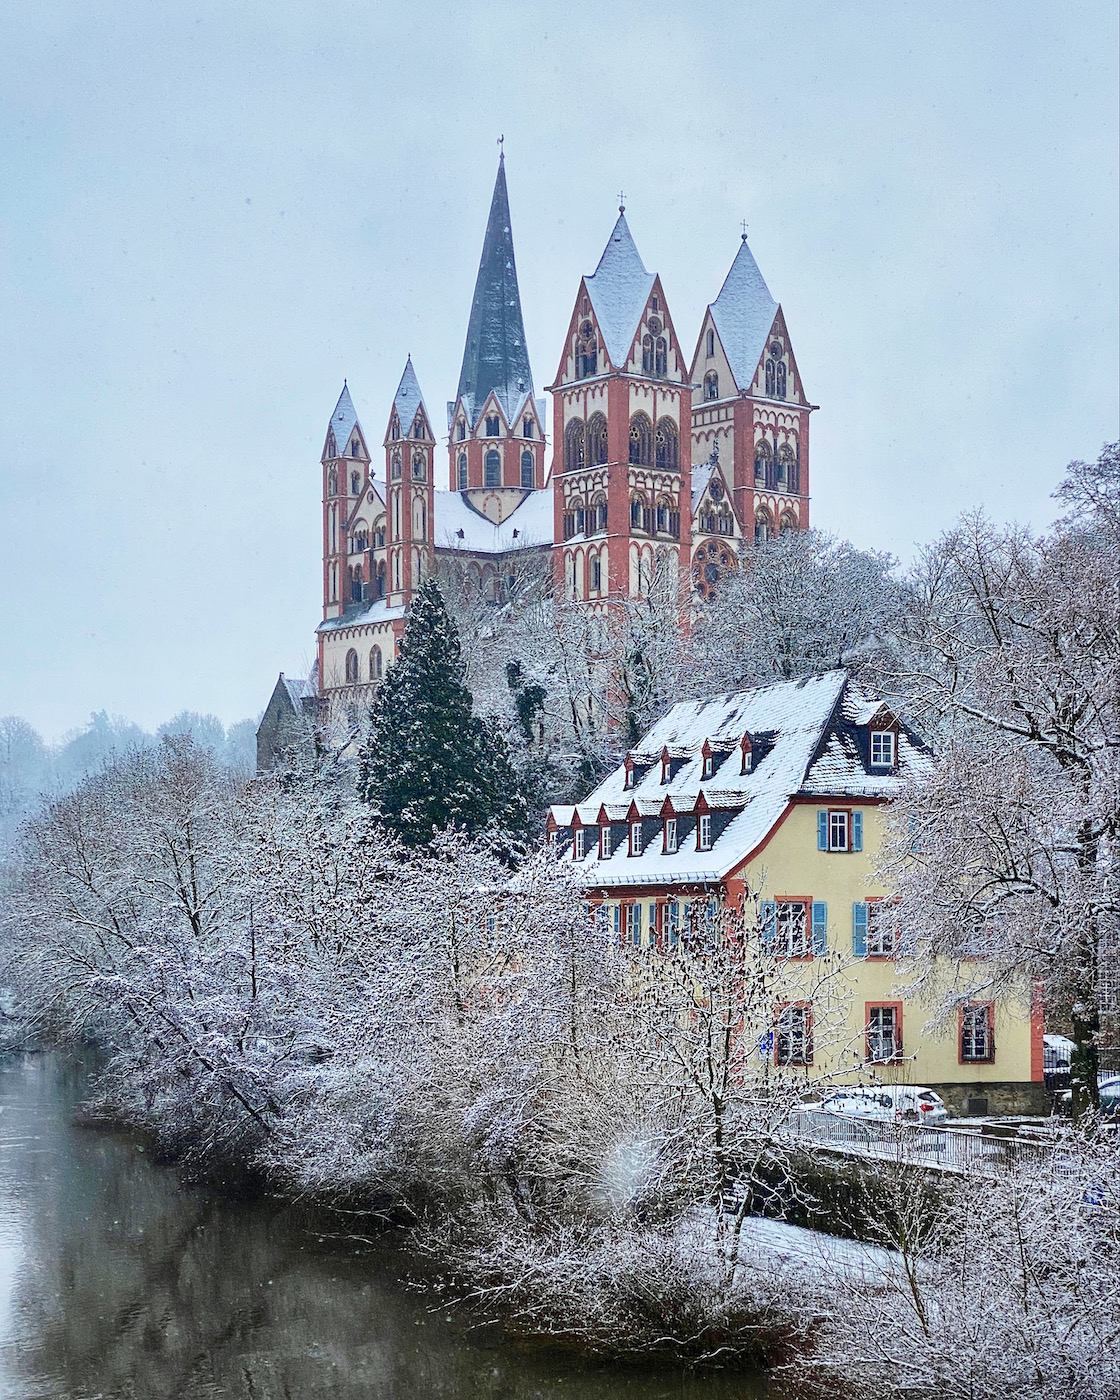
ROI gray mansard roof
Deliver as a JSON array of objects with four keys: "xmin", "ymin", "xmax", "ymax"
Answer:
[{"xmin": 549, "ymin": 671, "xmax": 933, "ymax": 888}]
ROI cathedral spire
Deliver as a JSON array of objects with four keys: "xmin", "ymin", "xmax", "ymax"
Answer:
[
  {"xmin": 708, "ymin": 235, "xmax": 778, "ymax": 393},
  {"xmin": 456, "ymin": 156, "xmax": 534, "ymax": 424}
]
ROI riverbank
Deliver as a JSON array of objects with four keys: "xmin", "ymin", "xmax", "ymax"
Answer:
[{"xmin": 0, "ymin": 1050, "xmax": 778, "ymax": 1400}]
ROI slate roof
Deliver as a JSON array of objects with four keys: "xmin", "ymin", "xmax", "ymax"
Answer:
[
  {"xmin": 392, "ymin": 357, "xmax": 429, "ymax": 434},
  {"xmin": 316, "ymin": 598, "xmax": 407, "ymax": 635},
  {"xmin": 585, "ymin": 212, "xmax": 656, "ymax": 370},
  {"xmin": 280, "ymin": 673, "xmax": 315, "ymax": 708},
  {"xmin": 456, "ymin": 156, "xmax": 535, "ymax": 426},
  {"xmin": 548, "ymin": 671, "xmax": 933, "ymax": 888},
  {"xmin": 434, "ymin": 487, "xmax": 554, "ymax": 555},
  {"xmin": 709, "ymin": 236, "xmax": 779, "ymax": 394},
  {"xmin": 326, "ymin": 382, "xmax": 361, "ymax": 457}
]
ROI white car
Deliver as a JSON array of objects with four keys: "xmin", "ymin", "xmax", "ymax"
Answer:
[{"xmin": 807, "ymin": 1085, "xmax": 950, "ymax": 1125}]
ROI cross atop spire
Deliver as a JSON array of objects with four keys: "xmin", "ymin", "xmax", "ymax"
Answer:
[{"xmin": 455, "ymin": 154, "xmax": 534, "ymax": 425}]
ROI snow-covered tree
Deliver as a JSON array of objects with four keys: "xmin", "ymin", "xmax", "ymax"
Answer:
[
  {"xmin": 885, "ymin": 444, "xmax": 1120, "ymax": 1115},
  {"xmin": 693, "ymin": 529, "xmax": 904, "ymax": 692}
]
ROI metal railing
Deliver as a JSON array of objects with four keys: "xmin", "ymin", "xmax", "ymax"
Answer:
[{"xmin": 787, "ymin": 1109, "xmax": 1060, "ymax": 1177}]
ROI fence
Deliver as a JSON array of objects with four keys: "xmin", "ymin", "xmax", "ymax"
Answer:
[{"xmin": 787, "ymin": 1108, "xmax": 1061, "ymax": 1177}]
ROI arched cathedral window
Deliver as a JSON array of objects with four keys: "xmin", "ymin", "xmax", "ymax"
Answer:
[
  {"xmin": 390, "ymin": 451, "xmax": 402, "ymax": 481},
  {"xmin": 576, "ymin": 321, "xmax": 597, "ymax": 377},
  {"xmin": 754, "ymin": 440, "xmax": 771, "ymax": 488},
  {"xmin": 704, "ymin": 372, "xmax": 719, "ymax": 401},
  {"xmin": 457, "ymin": 420, "xmax": 466, "ymax": 441},
  {"xmin": 458, "ymin": 452, "xmax": 467, "ymax": 491},
  {"xmin": 706, "ymin": 328, "xmax": 715, "ymax": 358},
  {"xmin": 370, "ymin": 647, "xmax": 382, "ymax": 681},
  {"xmin": 776, "ymin": 442, "xmax": 795, "ymax": 491},
  {"xmin": 655, "ymin": 417, "xmax": 679, "ymax": 469},
  {"xmin": 755, "ymin": 508, "xmax": 772, "ymax": 544},
  {"xmin": 327, "ymin": 467, "xmax": 338, "ymax": 496},
  {"xmin": 350, "ymin": 471, "xmax": 361, "ymax": 495},
  {"xmin": 628, "ymin": 413, "xmax": 653, "ymax": 466},
  {"xmin": 565, "ymin": 419, "xmax": 586, "ymax": 473},
  {"xmin": 765, "ymin": 341, "xmax": 787, "ymax": 399},
  {"xmin": 345, "ymin": 649, "xmax": 359, "ymax": 683},
  {"xmin": 485, "ymin": 415, "xmax": 501, "ymax": 437},
  {"xmin": 586, "ymin": 413, "xmax": 608, "ymax": 466},
  {"xmin": 485, "ymin": 450, "xmax": 501, "ymax": 487},
  {"xmin": 520, "ymin": 450, "xmax": 534, "ymax": 489},
  {"xmin": 412, "ymin": 452, "xmax": 426, "ymax": 481},
  {"xmin": 351, "ymin": 439, "xmax": 361, "ymax": 458}
]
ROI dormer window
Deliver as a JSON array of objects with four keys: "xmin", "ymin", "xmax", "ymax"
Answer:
[
  {"xmin": 573, "ymin": 828, "xmax": 585, "ymax": 860},
  {"xmin": 698, "ymin": 813, "xmax": 712, "ymax": 851},
  {"xmin": 485, "ymin": 415, "xmax": 501, "ymax": 437},
  {"xmin": 870, "ymin": 731, "xmax": 895, "ymax": 768},
  {"xmin": 740, "ymin": 733, "xmax": 753, "ymax": 775},
  {"xmin": 599, "ymin": 825, "xmax": 611, "ymax": 859},
  {"xmin": 623, "ymin": 756, "xmax": 635, "ymax": 790},
  {"xmin": 522, "ymin": 418, "xmax": 534, "ymax": 438},
  {"xmin": 630, "ymin": 822, "xmax": 643, "ymax": 856},
  {"xmin": 702, "ymin": 745, "xmax": 715, "ymax": 779},
  {"xmin": 663, "ymin": 817, "xmax": 678, "ymax": 853},
  {"xmin": 660, "ymin": 749, "xmax": 670, "ymax": 784}
]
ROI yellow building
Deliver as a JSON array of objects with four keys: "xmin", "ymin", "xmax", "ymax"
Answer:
[{"xmin": 546, "ymin": 670, "xmax": 1043, "ymax": 1116}]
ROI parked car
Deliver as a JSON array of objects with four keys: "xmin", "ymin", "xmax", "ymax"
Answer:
[
  {"xmin": 805, "ymin": 1085, "xmax": 950, "ymax": 1125},
  {"xmin": 1059, "ymin": 1074, "xmax": 1120, "ymax": 1119}
]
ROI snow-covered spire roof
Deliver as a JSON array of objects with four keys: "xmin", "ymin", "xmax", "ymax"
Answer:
[
  {"xmin": 709, "ymin": 235, "xmax": 779, "ymax": 393},
  {"xmin": 585, "ymin": 211, "xmax": 656, "ymax": 370},
  {"xmin": 326, "ymin": 381, "xmax": 361, "ymax": 457},
  {"xmin": 456, "ymin": 155, "xmax": 535, "ymax": 425},
  {"xmin": 392, "ymin": 356, "xmax": 429, "ymax": 434}
]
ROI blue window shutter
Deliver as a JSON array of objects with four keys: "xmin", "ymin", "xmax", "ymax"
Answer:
[
  {"xmin": 852, "ymin": 810, "xmax": 863, "ymax": 852},
  {"xmin": 853, "ymin": 902, "xmax": 868, "ymax": 957},
  {"xmin": 612, "ymin": 905, "xmax": 621, "ymax": 943},
  {"xmin": 817, "ymin": 810, "xmax": 828, "ymax": 850},
  {"xmin": 812, "ymin": 902, "xmax": 828, "ymax": 955},
  {"xmin": 760, "ymin": 900, "xmax": 777, "ymax": 951}
]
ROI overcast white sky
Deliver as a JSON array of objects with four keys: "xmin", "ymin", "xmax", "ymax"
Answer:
[{"xmin": 1, "ymin": 1, "xmax": 1117, "ymax": 740}]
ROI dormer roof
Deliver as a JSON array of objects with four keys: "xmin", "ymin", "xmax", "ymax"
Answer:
[
  {"xmin": 456, "ymin": 154, "xmax": 535, "ymax": 426},
  {"xmin": 585, "ymin": 212, "xmax": 656, "ymax": 370},
  {"xmin": 708, "ymin": 236, "xmax": 779, "ymax": 394},
  {"xmin": 548, "ymin": 671, "xmax": 935, "ymax": 887},
  {"xmin": 325, "ymin": 382, "xmax": 363, "ymax": 460}
]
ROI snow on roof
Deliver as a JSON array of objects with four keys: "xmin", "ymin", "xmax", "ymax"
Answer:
[
  {"xmin": 709, "ymin": 237, "xmax": 779, "ymax": 394},
  {"xmin": 691, "ymin": 455, "xmax": 718, "ymax": 511},
  {"xmin": 316, "ymin": 598, "xmax": 406, "ymax": 635},
  {"xmin": 326, "ymin": 382, "xmax": 361, "ymax": 456},
  {"xmin": 434, "ymin": 487, "xmax": 554, "ymax": 555},
  {"xmin": 799, "ymin": 687, "xmax": 931, "ymax": 797},
  {"xmin": 585, "ymin": 213, "xmax": 656, "ymax": 371},
  {"xmin": 550, "ymin": 671, "xmax": 933, "ymax": 888},
  {"xmin": 392, "ymin": 357, "xmax": 429, "ymax": 434},
  {"xmin": 280, "ymin": 673, "xmax": 314, "ymax": 708}
]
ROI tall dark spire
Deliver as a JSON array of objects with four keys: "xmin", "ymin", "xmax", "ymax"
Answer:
[{"xmin": 456, "ymin": 155, "xmax": 534, "ymax": 423}]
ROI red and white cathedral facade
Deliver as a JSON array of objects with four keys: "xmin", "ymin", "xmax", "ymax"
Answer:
[{"xmin": 314, "ymin": 155, "xmax": 815, "ymax": 700}]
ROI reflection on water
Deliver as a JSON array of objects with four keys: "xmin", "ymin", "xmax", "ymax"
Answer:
[{"xmin": 0, "ymin": 1054, "xmax": 768, "ymax": 1399}]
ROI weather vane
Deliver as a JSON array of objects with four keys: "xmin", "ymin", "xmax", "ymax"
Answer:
[{"xmin": 618, "ymin": 189, "xmax": 626, "ymax": 214}]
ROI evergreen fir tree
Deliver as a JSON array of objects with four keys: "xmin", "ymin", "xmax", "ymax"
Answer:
[{"xmin": 359, "ymin": 580, "xmax": 529, "ymax": 852}]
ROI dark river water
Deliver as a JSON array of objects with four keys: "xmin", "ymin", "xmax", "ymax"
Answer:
[{"xmin": 0, "ymin": 1053, "xmax": 770, "ymax": 1399}]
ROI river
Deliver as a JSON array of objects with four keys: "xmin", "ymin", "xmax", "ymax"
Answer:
[{"xmin": 0, "ymin": 1053, "xmax": 770, "ymax": 1399}]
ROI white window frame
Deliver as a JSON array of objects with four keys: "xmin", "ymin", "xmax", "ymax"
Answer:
[
  {"xmin": 776, "ymin": 901, "xmax": 810, "ymax": 958},
  {"xmin": 626, "ymin": 902, "xmax": 642, "ymax": 947},
  {"xmin": 573, "ymin": 828, "xmax": 585, "ymax": 860},
  {"xmin": 870, "ymin": 730, "xmax": 895, "ymax": 768},
  {"xmin": 599, "ymin": 825, "xmax": 611, "ymax": 859},
  {"xmin": 775, "ymin": 1005, "xmax": 812, "ymax": 1066},
  {"xmin": 865, "ymin": 901, "xmax": 895, "ymax": 957},
  {"xmin": 867, "ymin": 1005, "xmax": 900, "ymax": 1063},
  {"xmin": 828, "ymin": 809, "xmax": 850, "ymax": 851},
  {"xmin": 698, "ymin": 813, "xmax": 712, "ymax": 851},
  {"xmin": 630, "ymin": 821, "xmax": 643, "ymax": 856},
  {"xmin": 664, "ymin": 817, "xmax": 677, "ymax": 853},
  {"xmin": 666, "ymin": 900, "xmax": 680, "ymax": 948},
  {"xmin": 961, "ymin": 1004, "xmax": 994, "ymax": 1063}
]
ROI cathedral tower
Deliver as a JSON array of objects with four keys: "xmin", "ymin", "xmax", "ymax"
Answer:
[
  {"xmin": 384, "ymin": 357, "xmax": 435, "ymax": 610},
  {"xmin": 689, "ymin": 234, "xmax": 814, "ymax": 549},
  {"xmin": 549, "ymin": 208, "xmax": 692, "ymax": 607},
  {"xmin": 321, "ymin": 382, "xmax": 371, "ymax": 622},
  {"xmin": 447, "ymin": 154, "xmax": 546, "ymax": 523}
]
